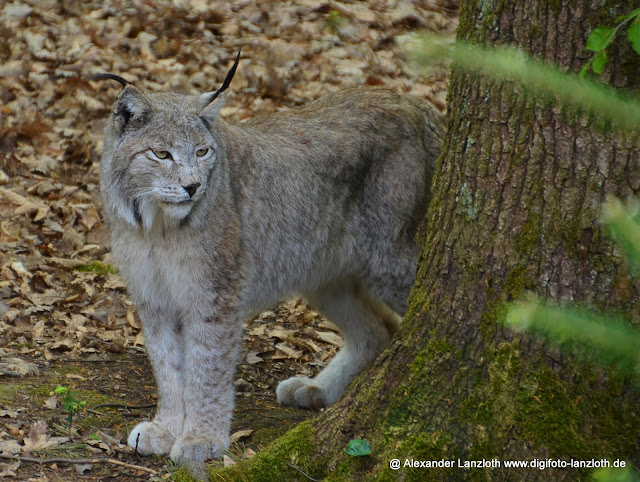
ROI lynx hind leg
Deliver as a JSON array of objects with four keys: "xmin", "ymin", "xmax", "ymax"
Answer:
[
  {"xmin": 365, "ymin": 244, "xmax": 421, "ymax": 319},
  {"xmin": 277, "ymin": 282, "xmax": 400, "ymax": 409}
]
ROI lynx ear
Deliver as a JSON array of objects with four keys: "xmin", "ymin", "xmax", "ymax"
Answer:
[
  {"xmin": 199, "ymin": 50, "xmax": 241, "ymax": 123},
  {"xmin": 93, "ymin": 74, "xmax": 152, "ymax": 132},
  {"xmin": 113, "ymin": 86, "xmax": 152, "ymax": 132},
  {"xmin": 199, "ymin": 92, "xmax": 227, "ymax": 123}
]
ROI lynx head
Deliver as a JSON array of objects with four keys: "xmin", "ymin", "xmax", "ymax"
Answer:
[{"xmin": 97, "ymin": 53, "xmax": 239, "ymax": 231}]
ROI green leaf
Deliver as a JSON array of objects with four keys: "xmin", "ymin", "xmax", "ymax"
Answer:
[
  {"xmin": 578, "ymin": 60, "xmax": 591, "ymax": 79},
  {"xmin": 628, "ymin": 17, "xmax": 640, "ymax": 54},
  {"xmin": 615, "ymin": 9, "xmax": 640, "ymax": 22},
  {"xmin": 586, "ymin": 26, "xmax": 614, "ymax": 52},
  {"xmin": 345, "ymin": 439, "xmax": 372, "ymax": 456},
  {"xmin": 592, "ymin": 51, "xmax": 607, "ymax": 74}
]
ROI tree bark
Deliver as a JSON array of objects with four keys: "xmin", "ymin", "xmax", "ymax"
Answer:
[
  {"xmin": 311, "ymin": 1, "xmax": 640, "ymax": 480},
  {"xmin": 212, "ymin": 1, "xmax": 640, "ymax": 480}
]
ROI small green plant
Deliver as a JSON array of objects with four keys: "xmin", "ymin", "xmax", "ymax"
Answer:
[
  {"xmin": 345, "ymin": 439, "xmax": 372, "ymax": 456},
  {"xmin": 325, "ymin": 10, "xmax": 345, "ymax": 35},
  {"xmin": 73, "ymin": 261, "xmax": 117, "ymax": 276},
  {"xmin": 581, "ymin": 8, "xmax": 640, "ymax": 77},
  {"xmin": 55, "ymin": 386, "xmax": 87, "ymax": 431},
  {"xmin": 593, "ymin": 466, "xmax": 640, "ymax": 482}
]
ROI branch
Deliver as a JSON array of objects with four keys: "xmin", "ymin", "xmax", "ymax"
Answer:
[
  {"xmin": 0, "ymin": 370, "xmax": 22, "ymax": 377},
  {"xmin": 88, "ymin": 402, "xmax": 156, "ymax": 411},
  {"xmin": 0, "ymin": 453, "xmax": 159, "ymax": 476}
]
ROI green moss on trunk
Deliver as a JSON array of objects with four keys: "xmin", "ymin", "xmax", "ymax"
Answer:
[{"xmin": 193, "ymin": 422, "xmax": 321, "ymax": 482}]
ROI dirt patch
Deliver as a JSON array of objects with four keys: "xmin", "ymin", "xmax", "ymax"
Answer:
[{"xmin": 1, "ymin": 300, "xmax": 339, "ymax": 480}]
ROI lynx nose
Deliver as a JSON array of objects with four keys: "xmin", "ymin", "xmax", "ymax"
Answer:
[{"xmin": 183, "ymin": 183, "xmax": 201, "ymax": 198}]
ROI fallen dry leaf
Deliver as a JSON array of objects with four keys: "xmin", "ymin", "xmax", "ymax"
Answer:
[
  {"xmin": 275, "ymin": 343, "xmax": 303, "ymax": 359},
  {"xmin": 0, "ymin": 357, "xmax": 39, "ymax": 376},
  {"xmin": 230, "ymin": 429, "xmax": 253, "ymax": 443},
  {"xmin": 43, "ymin": 395, "xmax": 58, "ymax": 410},
  {"xmin": 22, "ymin": 420, "xmax": 50, "ymax": 452},
  {"xmin": 268, "ymin": 328, "xmax": 296, "ymax": 341},
  {"xmin": 314, "ymin": 331, "xmax": 343, "ymax": 347},
  {"xmin": 245, "ymin": 351, "xmax": 264, "ymax": 364},
  {"xmin": 0, "ymin": 188, "xmax": 27, "ymax": 205},
  {"xmin": 0, "ymin": 460, "xmax": 20, "ymax": 478},
  {"xmin": 75, "ymin": 464, "xmax": 93, "ymax": 476},
  {"xmin": 248, "ymin": 324, "xmax": 267, "ymax": 336},
  {"xmin": 126, "ymin": 311, "xmax": 141, "ymax": 329},
  {"xmin": 0, "ymin": 439, "xmax": 21, "ymax": 457}
]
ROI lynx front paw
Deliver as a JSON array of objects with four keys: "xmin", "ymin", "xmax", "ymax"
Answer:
[
  {"xmin": 169, "ymin": 435, "xmax": 225, "ymax": 463},
  {"xmin": 276, "ymin": 376, "xmax": 327, "ymax": 409},
  {"xmin": 128, "ymin": 421, "xmax": 176, "ymax": 456}
]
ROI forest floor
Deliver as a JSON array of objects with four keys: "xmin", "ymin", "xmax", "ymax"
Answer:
[{"xmin": 0, "ymin": 0, "xmax": 457, "ymax": 479}]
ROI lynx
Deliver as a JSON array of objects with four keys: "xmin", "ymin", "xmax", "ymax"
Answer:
[{"xmin": 96, "ymin": 56, "xmax": 442, "ymax": 463}]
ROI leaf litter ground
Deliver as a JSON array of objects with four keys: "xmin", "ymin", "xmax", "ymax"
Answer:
[{"xmin": 0, "ymin": 0, "xmax": 456, "ymax": 479}]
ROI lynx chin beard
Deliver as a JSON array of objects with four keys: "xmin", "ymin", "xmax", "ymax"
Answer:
[
  {"xmin": 134, "ymin": 197, "xmax": 197, "ymax": 231},
  {"xmin": 159, "ymin": 199, "xmax": 195, "ymax": 221}
]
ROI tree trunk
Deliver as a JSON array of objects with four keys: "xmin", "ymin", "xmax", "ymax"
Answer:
[{"xmin": 213, "ymin": 1, "xmax": 640, "ymax": 480}]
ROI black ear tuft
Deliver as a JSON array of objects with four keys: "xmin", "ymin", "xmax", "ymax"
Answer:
[
  {"xmin": 199, "ymin": 51, "xmax": 242, "ymax": 123},
  {"xmin": 92, "ymin": 73, "xmax": 133, "ymax": 88},
  {"xmin": 200, "ymin": 51, "xmax": 241, "ymax": 106},
  {"xmin": 210, "ymin": 49, "xmax": 241, "ymax": 102}
]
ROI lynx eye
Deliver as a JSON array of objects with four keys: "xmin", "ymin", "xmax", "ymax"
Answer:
[
  {"xmin": 196, "ymin": 148, "xmax": 209, "ymax": 157},
  {"xmin": 152, "ymin": 150, "xmax": 172, "ymax": 160}
]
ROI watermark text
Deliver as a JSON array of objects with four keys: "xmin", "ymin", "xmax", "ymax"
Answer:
[{"xmin": 389, "ymin": 458, "xmax": 627, "ymax": 471}]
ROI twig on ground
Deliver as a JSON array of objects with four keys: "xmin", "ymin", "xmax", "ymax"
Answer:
[
  {"xmin": 66, "ymin": 359, "xmax": 127, "ymax": 363},
  {"xmin": 86, "ymin": 408, "xmax": 107, "ymax": 416},
  {"xmin": 0, "ymin": 370, "xmax": 22, "ymax": 377},
  {"xmin": 285, "ymin": 462, "xmax": 322, "ymax": 481},
  {"xmin": 89, "ymin": 402, "xmax": 156, "ymax": 412},
  {"xmin": 0, "ymin": 453, "xmax": 159, "ymax": 476}
]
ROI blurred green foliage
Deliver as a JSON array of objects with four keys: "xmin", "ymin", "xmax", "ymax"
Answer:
[
  {"xmin": 407, "ymin": 35, "xmax": 640, "ymax": 132},
  {"xmin": 582, "ymin": 8, "xmax": 640, "ymax": 76}
]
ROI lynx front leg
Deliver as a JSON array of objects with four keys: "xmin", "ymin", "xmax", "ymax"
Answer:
[
  {"xmin": 169, "ymin": 315, "xmax": 242, "ymax": 463},
  {"xmin": 128, "ymin": 307, "xmax": 185, "ymax": 456}
]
